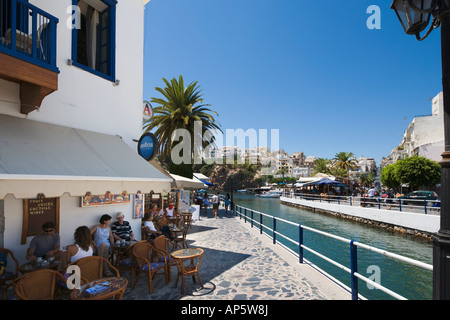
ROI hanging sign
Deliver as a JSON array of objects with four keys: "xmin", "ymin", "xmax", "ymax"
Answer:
[
  {"xmin": 143, "ymin": 101, "xmax": 153, "ymax": 122},
  {"xmin": 137, "ymin": 132, "xmax": 158, "ymax": 161}
]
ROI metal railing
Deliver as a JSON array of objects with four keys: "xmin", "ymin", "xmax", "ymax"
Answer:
[
  {"xmin": 284, "ymin": 192, "xmax": 441, "ymax": 215},
  {"xmin": 234, "ymin": 204, "xmax": 433, "ymax": 300},
  {"xmin": 0, "ymin": 0, "xmax": 59, "ymax": 71}
]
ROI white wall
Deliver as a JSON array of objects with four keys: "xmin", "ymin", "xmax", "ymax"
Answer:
[
  {"xmin": 0, "ymin": 0, "xmax": 147, "ymax": 266},
  {"xmin": 4, "ymin": 193, "xmax": 142, "ymax": 266},
  {"xmin": 0, "ymin": 0, "xmax": 146, "ymax": 147}
]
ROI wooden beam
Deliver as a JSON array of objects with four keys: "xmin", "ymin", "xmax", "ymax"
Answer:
[{"xmin": 0, "ymin": 52, "xmax": 58, "ymax": 114}]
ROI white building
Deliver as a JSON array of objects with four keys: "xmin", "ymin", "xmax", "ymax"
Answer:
[
  {"xmin": 292, "ymin": 167, "xmax": 311, "ymax": 178},
  {"xmin": 385, "ymin": 92, "xmax": 444, "ymax": 165},
  {"xmin": 0, "ymin": 0, "xmax": 171, "ymax": 264}
]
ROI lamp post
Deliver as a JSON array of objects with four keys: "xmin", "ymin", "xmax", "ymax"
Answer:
[{"xmin": 391, "ymin": 0, "xmax": 450, "ymax": 300}]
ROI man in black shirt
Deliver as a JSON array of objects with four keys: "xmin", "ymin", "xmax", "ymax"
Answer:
[{"xmin": 111, "ymin": 212, "xmax": 135, "ymax": 242}]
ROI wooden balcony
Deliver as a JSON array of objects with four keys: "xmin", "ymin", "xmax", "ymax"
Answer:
[{"xmin": 0, "ymin": 0, "xmax": 59, "ymax": 114}]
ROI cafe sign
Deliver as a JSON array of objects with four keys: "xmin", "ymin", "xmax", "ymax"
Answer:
[
  {"xmin": 143, "ymin": 101, "xmax": 153, "ymax": 122},
  {"xmin": 21, "ymin": 194, "xmax": 60, "ymax": 244},
  {"xmin": 137, "ymin": 132, "xmax": 158, "ymax": 161}
]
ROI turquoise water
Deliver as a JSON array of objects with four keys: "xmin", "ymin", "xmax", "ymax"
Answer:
[{"xmin": 232, "ymin": 193, "xmax": 433, "ymax": 300}]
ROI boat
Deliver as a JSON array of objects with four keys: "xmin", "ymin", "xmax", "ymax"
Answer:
[
  {"xmin": 256, "ymin": 190, "xmax": 282, "ymax": 198},
  {"xmin": 237, "ymin": 189, "xmax": 248, "ymax": 193}
]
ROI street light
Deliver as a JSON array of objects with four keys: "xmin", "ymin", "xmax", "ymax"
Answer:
[{"xmin": 391, "ymin": 0, "xmax": 450, "ymax": 300}]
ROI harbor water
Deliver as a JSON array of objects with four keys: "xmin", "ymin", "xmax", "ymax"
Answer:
[{"xmin": 232, "ymin": 193, "xmax": 433, "ymax": 300}]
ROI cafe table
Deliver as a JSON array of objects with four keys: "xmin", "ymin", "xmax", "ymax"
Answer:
[
  {"xmin": 110, "ymin": 241, "xmax": 136, "ymax": 267},
  {"xmin": 19, "ymin": 258, "xmax": 60, "ymax": 274},
  {"xmin": 171, "ymin": 248, "xmax": 204, "ymax": 294},
  {"xmin": 70, "ymin": 276, "xmax": 128, "ymax": 300}
]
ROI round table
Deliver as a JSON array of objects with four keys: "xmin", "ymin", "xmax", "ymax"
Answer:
[
  {"xmin": 110, "ymin": 241, "xmax": 136, "ymax": 267},
  {"xmin": 19, "ymin": 259, "xmax": 60, "ymax": 274},
  {"xmin": 70, "ymin": 277, "xmax": 128, "ymax": 300},
  {"xmin": 171, "ymin": 248, "xmax": 204, "ymax": 294}
]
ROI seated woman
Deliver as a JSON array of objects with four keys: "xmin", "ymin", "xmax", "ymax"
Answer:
[
  {"xmin": 90, "ymin": 214, "xmax": 115, "ymax": 276},
  {"xmin": 59, "ymin": 226, "xmax": 94, "ymax": 271},
  {"xmin": 143, "ymin": 212, "xmax": 173, "ymax": 241}
]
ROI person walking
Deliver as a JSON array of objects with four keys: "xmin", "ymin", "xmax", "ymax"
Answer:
[
  {"xmin": 212, "ymin": 192, "xmax": 219, "ymax": 218},
  {"xmin": 224, "ymin": 193, "xmax": 230, "ymax": 215}
]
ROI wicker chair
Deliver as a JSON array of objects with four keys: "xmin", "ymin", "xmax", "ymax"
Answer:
[
  {"xmin": 131, "ymin": 241, "xmax": 168, "ymax": 293},
  {"xmin": 69, "ymin": 256, "xmax": 120, "ymax": 283},
  {"xmin": 0, "ymin": 248, "xmax": 19, "ymax": 300},
  {"xmin": 141, "ymin": 223, "xmax": 149, "ymax": 241},
  {"xmin": 173, "ymin": 228, "xmax": 189, "ymax": 249},
  {"xmin": 150, "ymin": 235, "xmax": 180, "ymax": 282},
  {"xmin": 14, "ymin": 269, "xmax": 67, "ymax": 300},
  {"xmin": 116, "ymin": 241, "xmax": 146, "ymax": 285}
]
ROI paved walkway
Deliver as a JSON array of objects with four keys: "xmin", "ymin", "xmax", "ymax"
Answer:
[{"xmin": 122, "ymin": 208, "xmax": 350, "ymax": 300}]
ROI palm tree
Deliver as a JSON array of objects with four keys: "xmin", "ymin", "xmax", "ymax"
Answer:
[
  {"xmin": 333, "ymin": 152, "xmax": 357, "ymax": 176},
  {"xmin": 313, "ymin": 158, "xmax": 331, "ymax": 175},
  {"xmin": 144, "ymin": 76, "xmax": 222, "ymax": 164}
]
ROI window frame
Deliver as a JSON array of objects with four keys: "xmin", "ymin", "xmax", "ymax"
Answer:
[{"xmin": 71, "ymin": 0, "xmax": 116, "ymax": 82}]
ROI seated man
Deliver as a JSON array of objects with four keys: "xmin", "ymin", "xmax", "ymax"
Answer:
[
  {"xmin": 26, "ymin": 221, "xmax": 61, "ymax": 261},
  {"xmin": 111, "ymin": 212, "xmax": 135, "ymax": 242}
]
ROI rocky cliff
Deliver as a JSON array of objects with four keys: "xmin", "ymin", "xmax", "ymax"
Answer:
[{"xmin": 209, "ymin": 165, "xmax": 262, "ymax": 190}]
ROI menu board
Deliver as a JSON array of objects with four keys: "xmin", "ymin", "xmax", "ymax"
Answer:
[{"xmin": 22, "ymin": 194, "xmax": 60, "ymax": 244}]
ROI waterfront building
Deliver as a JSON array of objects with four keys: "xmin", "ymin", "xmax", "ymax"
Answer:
[
  {"xmin": 383, "ymin": 92, "xmax": 444, "ymax": 166},
  {"xmin": 0, "ymin": 0, "xmax": 171, "ymax": 262}
]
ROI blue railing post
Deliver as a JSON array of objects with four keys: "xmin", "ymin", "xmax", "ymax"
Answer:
[
  {"xmin": 399, "ymin": 199, "xmax": 402, "ymax": 211},
  {"xmin": 50, "ymin": 20, "xmax": 57, "ymax": 66},
  {"xmin": 260, "ymin": 213, "xmax": 263, "ymax": 234},
  {"xmin": 424, "ymin": 200, "xmax": 427, "ymax": 214},
  {"xmin": 11, "ymin": 0, "xmax": 17, "ymax": 50},
  {"xmin": 251, "ymin": 210, "xmax": 254, "ymax": 228},
  {"xmin": 350, "ymin": 240, "xmax": 358, "ymax": 300},
  {"xmin": 350, "ymin": 196, "xmax": 353, "ymax": 206},
  {"xmin": 273, "ymin": 217, "xmax": 276, "ymax": 245},
  {"xmin": 244, "ymin": 208, "xmax": 247, "ymax": 223},
  {"xmin": 299, "ymin": 225, "xmax": 303, "ymax": 264},
  {"xmin": 378, "ymin": 198, "xmax": 381, "ymax": 209},
  {"xmin": 31, "ymin": 9, "xmax": 37, "ymax": 59}
]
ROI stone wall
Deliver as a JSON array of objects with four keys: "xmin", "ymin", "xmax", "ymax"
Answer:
[{"xmin": 281, "ymin": 197, "xmax": 439, "ymax": 241}]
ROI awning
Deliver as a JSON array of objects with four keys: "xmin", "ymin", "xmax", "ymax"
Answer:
[
  {"xmin": 201, "ymin": 180, "xmax": 214, "ymax": 187},
  {"xmin": 170, "ymin": 174, "xmax": 205, "ymax": 189},
  {"xmin": 0, "ymin": 115, "xmax": 172, "ymax": 199}
]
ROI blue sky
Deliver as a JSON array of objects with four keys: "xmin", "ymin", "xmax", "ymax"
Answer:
[{"xmin": 142, "ymin": 0, "xmax": 442, "ymax": 165}]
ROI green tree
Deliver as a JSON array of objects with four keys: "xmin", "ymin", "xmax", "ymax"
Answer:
[
  {"xmin": 380, "ymin": 163, "xmax": 401, "ymax": 189},
  {"xmin": 359, "ymin": 172, "xmax": 375, "ymax": 188},
  {"xmin": 394, "ymin": 156, "xmax": 441, "ymax": 189},
  {"xmin": 313, "ymin": 158, "xmax": 331, "ymax": 175},
  {"xmin": 333, "ymin": 152, "xmax": 357, "ymax": 177},
  {"xmin": 144, "ymin": 76, "xmax": 222, "ymax": 177}
]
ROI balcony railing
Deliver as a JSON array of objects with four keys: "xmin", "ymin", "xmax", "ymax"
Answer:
[{"xmin": 0, "ymin": 0, "xmax": 58, "ymax": 71}]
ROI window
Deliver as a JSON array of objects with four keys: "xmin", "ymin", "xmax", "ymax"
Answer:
[{"xmin": 71, "ymin": 0, "xmax": 116, "ymax": 81}]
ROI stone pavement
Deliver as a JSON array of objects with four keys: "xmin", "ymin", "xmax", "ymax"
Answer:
[{"xmin": 122, "ymin": 208, "xmax": 350, "ymax": 300}]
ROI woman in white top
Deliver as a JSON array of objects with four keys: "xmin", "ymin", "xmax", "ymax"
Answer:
[
  {"xmin": 59, "ymin": 226, "xmax": 94, "ymax": 271},
  {"xmin": 143, "ymin": 212, "xmax": 163, "ymax": 240}
]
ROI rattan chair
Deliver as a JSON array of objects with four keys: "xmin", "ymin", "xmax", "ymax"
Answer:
[
  {"xmin": 0, "ymin": 248, "xmax": 19, "ymax": 300},
  {"xmin": 117, "ymin": 241, "xmax": 146, "ymax": 285},
  {"xmin": 14, "ymin": 269, "xmax": 67, "ymax": 300},
  {"xmin": 131, "ymin": 241, "xmax": 168, "ymax": 293},
  {"xmin": 69, "ymin": 256, "xmax": 120, "ymax": 283},
  {"xmin": 150, "ymin": 235, "xmax": 180, "ymax": 282},
  {"xmin": 173, "ymin": 228, "xmax": 189, "ymax": 249}
]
